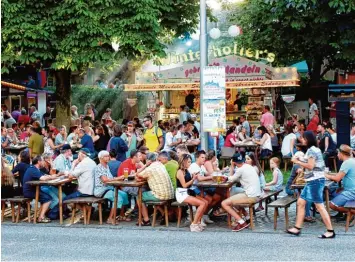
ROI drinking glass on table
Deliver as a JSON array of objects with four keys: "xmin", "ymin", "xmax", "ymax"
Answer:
[{"xmin": 123, "ymin": 168, "xmax": 129, "ymax": 181}]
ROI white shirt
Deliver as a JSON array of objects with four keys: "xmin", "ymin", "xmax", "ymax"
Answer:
[
  {"xmin": 331, "ymin": 133, "xmax": 337, "ymax": 144},
  {"xmin": 261, "ymin": 134, "xmax": 273, "ymax": 151},
  {"xmin": 229, "ymin": 164, "xmax": 261, "ymax": 197},
  {"xmin": 281, "ymin": 133, "xmax": 296, "ymax": 156},
  {"xmin": 71, "ymin": 157, "xmax": 96, "ymax": 195},
  {"xmin": 351, "ymin": 107, "xmax": 355, "ymax": 122},
  {"xmin": 163, "ymin": 132, "xmax": 174, "ymax": 151},
  {"xmin": 188, "ymin": 163, "xmax": 207, "ymax": 189},
  {"xmin": 309, "ymin": 103, "xmax": 318, "ymax": 120},
  {"xmin": 194, "ymin": 121, "xmax": 201, "ymax": 133}
]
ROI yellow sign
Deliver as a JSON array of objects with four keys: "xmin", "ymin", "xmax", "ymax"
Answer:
[{"xmin": 125, "ymin": 80, "xmax": 299, "ymax": 91}]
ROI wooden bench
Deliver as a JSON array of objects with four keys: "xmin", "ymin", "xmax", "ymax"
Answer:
[
  {"xmin": 4, "ymin": 197, "xmax": 32, "ymax": 223},
  {"xmin": 345, "ymin": 200, "xmax": 355, "ymax": 232},
  {"xmin": 145, "ymin": 200, "xmax": 170, "ymax": 227},
  {"xmin": 237, "ymin": 189, "xmax": 283, "ymax": 230},
  {"xmin": 171, "ymin": 201, "xmax": 194, "ymax": 228},
  {"xmin": 328, "ymin": 156, "xmax": 337, "ymax": 172},
  {"xmin": 260, "ymin": 156, "xmax": 272, "ymax": 172},
  {"xmin": 63, "ymin": 197, "xmax": 105, "ymax": 225},
  {"xmin": 268, "ymin": 196, "xmax": 297, "ymax": 230},
  {"xmin": 283, "ymin": 156, "xmax": 292, "ymax": 172}
]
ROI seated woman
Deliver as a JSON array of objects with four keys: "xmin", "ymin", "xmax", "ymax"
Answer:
[
  {"xmin": 281, "ymin": 124, "xmax": 298, "ymax": 158},
  {"xmin": 94, "ymin": 125, "xmax": 110, "ymax": 152},
  {"xmin": 204, "ymin": 150, "xmax": 219, "ymax": 175},
  {"xmin": 12, "ymin": 150, "xmax": 31, "ymax": 187},
  {"xmin": 175, "ymin": 154, "xmax": 208, "ymax": 232},
  {"xmin": 42, "ymin": 128, "xmax": 63, "ymax": 157},
  {"xmin": 224, "ymin": 126, "xmax": 238, "ymax": 148},
  {"xmin": 267, "ymin": 125, "xmax": 279, "ymax": 153},
  {"xmin": 253, "ymin": 126, "xmax": 273, "ymax": 159}
]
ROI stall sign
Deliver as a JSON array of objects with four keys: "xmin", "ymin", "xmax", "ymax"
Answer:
[
  {"xmin": 202, "ymin": 66, "xmax": 226, "ymax": 100},
  {"xmin": 202, "ymin": 99, "xmax": 226, "ymax": 132}
]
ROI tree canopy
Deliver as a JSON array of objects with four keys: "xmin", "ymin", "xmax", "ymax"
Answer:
[
  {"xmin": 1, "ymin": 0, "xmax": 201, "ymax": 125},
  {"xmin": 227, "ymin": 0, "xmax": 355, "ymax": 85}
]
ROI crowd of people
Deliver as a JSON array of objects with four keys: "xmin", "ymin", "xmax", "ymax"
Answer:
[{"xmin": 1, "ymin": 99, "xmax": 355, "ymax": 234}]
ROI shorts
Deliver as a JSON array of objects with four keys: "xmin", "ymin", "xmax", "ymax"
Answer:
[
  {"xmin": 39, "ymin": 191, "xmax": 52, "ymax": 204},
  {"xmin": 103, "ymin": 189, "xmax": 129, "ymax": 208},
  {"xmin": 142, "ymin": 191, "xmax": 160, "ymax": 202},
  {"xmin": 300, "ymin": 178, "xmax": 325, "ymax": 204},
  {"xmin": 175, "ymin": 188, "xmax": 189, "ymax": 203},
  {"xmin": 228, "ymin": 192, "xmax": 259, "ymax": 205},
  {"xmin": 331, "ymin": 190, "xmax": 355, "ymax": 207}
]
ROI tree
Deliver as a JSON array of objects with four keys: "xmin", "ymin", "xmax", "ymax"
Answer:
[
  {"xmin": 226, "ymin": 0, "xmax": 355, "ymax": 86},
  {"xmin": 1, "ymin": 0, "xmax": 201, "ymax": 127}
]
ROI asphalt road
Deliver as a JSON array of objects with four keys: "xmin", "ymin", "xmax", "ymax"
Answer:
[{"xmin": 2, "ymin": 224, "xmax": 355, "ymax": 261}]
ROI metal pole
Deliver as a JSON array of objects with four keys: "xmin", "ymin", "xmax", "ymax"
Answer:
[{"xmin": 200, "ymin": 0, "xmax": 208, "ymax": 150}]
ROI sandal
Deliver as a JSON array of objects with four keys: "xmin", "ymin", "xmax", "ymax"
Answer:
[
  {"xmin": 116, "ymin": 215, "xmax": 132, "ymax": 222},
  {"xmin": 37, "ymin": 217, "xmax": 51, "ymax": 223},
  {"xmin": 318, "ymin": 229, "xmax": 336, "ymax": 239},
  {"xmin": 213, "ymin": 208, "xmax": 227, "ymax": 217},
  {"xmin": 125, "ymin": 208, "xmax": 134, "ymax": 217},
  {"xmin": 136, "ymin": 219, "xmax": 151, "ymax": 226},
  {"xmin": 304, "ymin": 216, "xmax": 316, "ymax": 223},
  {"xmin": 286, "ymin": 226, "xmax": 301, "ymax": 236}
]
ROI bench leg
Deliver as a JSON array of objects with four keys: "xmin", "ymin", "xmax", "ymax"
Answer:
[
  {"xmin": 83, "ymin": 205, "xmax": 87, "ymax": 225},
  {"xmin": 285, "ymin": 207, "xmax": 289, "ymax": 231},
  {"xmin": 86, "ymin": 205, "xmax": 92, "ymax": 225},
  {"xmin": 265, "ymin": 198, "xmax": 269, "ymax": 216},
  {"xmin": 16, "ymin": 203, "xmax": 21, "ymax": 223},
  {"xmin": 345, "ymin": 211, "xmax": 352, "ymax": 232},
  {"xmin": 27, "ymin": 202, "xmax": 31, "ymax": 223},
  {"xmin": 152, "ymin": 206, "xmax": 157, "ymax": 227},
  {"xmin": 189, "ymin": 205, "xmax": 194, "ymax": 222},
  {"xmin": 249, "ymin": 206, "xmax": 254, "ymax": 230},
  {"xmin": 333, "ymin": 158, "xmax": 337, "ymax": 172},
  {"xmin": 11, "ymin": 203, "xmax": 15, "ymax": 223},
  {"xmin": 177, "ymin": 207, "xmax": 182, "ymax": 228},
  {"xmin": 164, "ymin": 205, "xmax": 169, "ymax": 227},
  {"xmin": 98, "ymin": 203, "xmax": 103, "ymax": 225},
  {"xmin": 71, "ymin": 204, "xmax": 76, "ymax": 224},
  {"xmin": 2, "ymin": 202, "xmax": 6, "ymax": 222},
  {"xmin": 284, "ymin": 160, "xmax": 288, "ymax": 172},
  {"xmin": 273, "ymin": 208, "xmax": 278, "ymax": 230}
]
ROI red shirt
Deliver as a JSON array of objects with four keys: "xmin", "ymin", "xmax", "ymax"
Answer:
[
  {"xmin": 330, "ymin": 102, "xmax": 336, "ymax": 118},
  {"xmin": 117, "ymin": 158, "xmax": 137, "ymax": 177},
  {"xmin": 224, "ymin": 133, "xmax": 236, "ymax": 147},
  {"xmin": 18, "ymin": 115, "xmax": 30, "ymax": 125}
]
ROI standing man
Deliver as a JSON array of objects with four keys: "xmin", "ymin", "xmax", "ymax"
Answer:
[
  {"xmin": 143, "ymin": 116, "xmax": 164, "ymax": 152},
  {"xmin": 30, "ymin": 106, "xmax": 41, "ymax": 124},
  {"xmin": 65, "ymin": 148, "xmax": 96, "ymax": 200},
  {"xmin": 185, "ymin": 90, "xmax": 195, "ymax": 110},
  {"xmin": 308, "ymin": 97, "xmax": 318, "ymax": 123},
  {"xmin": 42, "ymin": 106, "xmax": 52, "ymax": 127},
  {"xmin": 11, "ymin": 105, "xmax": 21, "ymax": 122},
  {"xmin": 239, "ymin": 115, "xmax": 251, "ymax": 137},
  {"xmin": 28, "ymin": 127, "xmax": 44, "ymax": 158},
  {"xmin": 191, "ymin": 114, "xmax": 200, "ymax": 133},
  {"xmin": 234, "ymin": 93, "xmax": 243, "ymax": 111},
  {"xmin": 179, "ymin": 105, "xmax": 189, "ymax": 124},
  {"xmin": 325, "ymin": 145, "xmax": 355, "ymax": 220},
  {"xmin": 260, "ymin": 105, "xmax": 274, "ymax": 128}
]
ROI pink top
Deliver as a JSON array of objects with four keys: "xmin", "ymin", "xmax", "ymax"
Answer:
[
  {"xmin": 224, "ymin": 133, "xmax": 236, "ymax": 147},
  {"xmin": 261, "ymin": 112, "xmax": 274, "ymax": 127}
]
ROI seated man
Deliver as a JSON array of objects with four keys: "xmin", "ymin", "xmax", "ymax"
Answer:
[
  {"xmin": 136, "ymin": 152, "xmax": 175, "ymax": 226},
  {"xmin": 23, "ymin": 156, "xmax": 59, "ymax": 223},
  {"xmin": 55, "ymin": 126, "xmax": 67, "ymax": 146},
  {"xmin": 325, "ymin": 144, "xmax": 355, "ymax": 221},
  {"xmin": 158, "ymin": 151, "xmax": 178, "ymax": 190},
  {"xmin": 221, "ymin": 153, "xmax": 261, "ymax": 232},
  {"xmin": 64, "ymin": 148, "xmax": 96, "ymax": 200},
  {"xmin": 53, "ymin": 144, "xmax": 72, "ymax": 172}
]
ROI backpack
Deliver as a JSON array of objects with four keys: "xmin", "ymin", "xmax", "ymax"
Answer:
[{"xmin": 143, "ymin": 126, "xmax": 165, "ymax": 149}]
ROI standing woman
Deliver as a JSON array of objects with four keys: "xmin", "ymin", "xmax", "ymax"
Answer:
[
  {"xmin": 109, "ymin": 125, "xmax": 128, "ymax": 162},
  {"xmin": 175, "ymin": 154, "xmax": 208, "ymax": 232},
  {"xmin": 121, "ymin": 121, "xmax": 137, "ymax": 158},
  {"xmin": 266, "ymin": 125, "xmax": 279, "ymax": 153},
  {"xmin": 253, "ymin": 126, "xmax": 273, "ymax": 159},
  {"xmin": 287, "ymin": 131, "xmax": 334, "ymax": 238}
]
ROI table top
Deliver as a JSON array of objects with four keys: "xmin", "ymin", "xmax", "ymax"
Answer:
[
  {"xmin": 105, "ymin": 179, "xmax": 147, "ymax": 187},
  {"xmin": 196, "ymin": 180, "xmax": 235, "ymax": 188},
  {"xmin": 26, "ymin": 177, "xmax": 74, "ymax": 186},
  {"xmin": 291, "ymin": 180, "xmax": 335, "ymax": 190},
  {"xmin": 234, "ymin": 142, "xmax": 258, "ymax": 148},
  {"xmin": 4, "ymin": 144, "xmax": 28, "ymax": 150}
]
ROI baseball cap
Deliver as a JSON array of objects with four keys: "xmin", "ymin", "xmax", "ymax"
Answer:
[
  {"xmin": 61, "ymin": 144, "xmax": 71, "ymax": 151},
  {"xmin": 79, "ymin": 148, "xmax": 91, "ymax": 156},
  {"xmin": 232, "ymin": 153, "xmax": 245, "ymax": 164},
  {"xmin": 98, "ymin": 150, "xmax": 110, "ymax": 158}
]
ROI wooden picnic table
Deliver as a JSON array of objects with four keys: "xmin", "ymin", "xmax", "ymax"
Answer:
[
  {"xmin": 290, "ymin": 180, "xmax": 335, "ymax": 214},
  {"xmin": 26, "ymin": 177, "xmax": 75, "ymax": 225},
  {"xmin": 105, "ymin": 179, "xmax": 147, "ymax": 226},
  {"xmin": 234, "ymin": 142, "xmax": 259, "ymax": 160},
  {"xmin": 196, "ymin": 180, "xmax": 236, "ymax": 227},
  {"xmin": 4, "ymin": 144, "xmax": 28, "ymax": 154}
]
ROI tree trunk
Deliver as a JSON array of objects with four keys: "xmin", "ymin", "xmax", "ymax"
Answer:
[
  {"xmin": 307, "ymin": 58, "xmax": 323, "ymax": 87},
  {"xmin": 123, "ymin": 61, "xmax": 138, "ymax": 120},
  {"xmin": 54, "ymin": 69, "xmax": 71, "ymax": 128}
]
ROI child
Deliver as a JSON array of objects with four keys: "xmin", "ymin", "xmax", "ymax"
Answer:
[{"xmin": 265, "ymin": 157, "xmax": 283, "ymax": 191}]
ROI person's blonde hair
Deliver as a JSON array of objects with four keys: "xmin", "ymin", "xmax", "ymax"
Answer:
[{"xmin": 270, "ymin": 157, "xmax": 280, "ymax": 167}]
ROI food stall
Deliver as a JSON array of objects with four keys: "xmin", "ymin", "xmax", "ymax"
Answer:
[{"xmin": 125, "ymin": 55, "xmax": 300, "ymax": 127}]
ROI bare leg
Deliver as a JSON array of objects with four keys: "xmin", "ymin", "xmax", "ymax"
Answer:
[
  {"xmin": 183, "ymin": 196, "xmax": 207, "ymax": 224},
  {"xmin": 141, "ymin": 203, "xmax": 149, "ymax": 222},
  {"xmin": 288, "ymin": 198, "xmax": 306, "ymax": 233},
  {"xmin": 221, "ymin": 199, "xmax": 243, "ymax": 221},
  {"xmin": 39, "ymin": 202, "xmax": 51, "ymax": 220},
  {"xmin": 315, "ymin": 203, "xmax": 334, "ymax": 237}
]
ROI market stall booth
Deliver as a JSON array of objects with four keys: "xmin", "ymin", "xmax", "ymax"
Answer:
[{"xmin": 125, "ymin": 55, "xmax": 300, "ymax": 128}]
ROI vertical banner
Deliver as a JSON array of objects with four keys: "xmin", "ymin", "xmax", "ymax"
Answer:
[{"xmin": 202, "ymin": 66, "xmax": 226, "ymax": 132}]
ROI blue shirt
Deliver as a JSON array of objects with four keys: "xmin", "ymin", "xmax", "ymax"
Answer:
[
  {"xmin": 339, "ymin": 158, "xmax": 355, "ymax": 192},
  {"xmin": 108, "ymin": 160, "xmax": 121, "ymax": 178},
  {"xmin": 53, "ymin": 154, "xmax": 72, "ymax": 172},
  {"xmin": 12, "ymin": 162, "xmax": 30, "ymax": 186},
  {"xmin": 109, "ymin": 137, "xmax": 128, "ymax": 162},
  {"xmin": 81, "ymin": 134, "xmax": 95, "ymax": 154},
  {"xmin": 23, "ymin": 166, "xmax": 43, "ymax": 198}
]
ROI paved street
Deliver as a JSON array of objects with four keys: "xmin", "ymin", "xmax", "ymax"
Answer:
[{"xmin": 2, "ymin": 224, "xmax": 355, "ymax": 261}]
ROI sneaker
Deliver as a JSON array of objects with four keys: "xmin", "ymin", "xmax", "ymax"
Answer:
[
  {"xmin": 197, "ymin": 223, "xmax": 205, "ymax": 231},
  {"xmin": 232, "ymin": 222, "xmax": 249, "ymax": 232},
  {"xmin": 200, "ymin": 219, "xmax": 207, "ymax": 227},
  {"xmin": 190, "ymin": 223, "xmax": 202, "ymax": 232},
  {"xmin": 203, "ymin": 215, "xmax": 214, "ymax": 224}
]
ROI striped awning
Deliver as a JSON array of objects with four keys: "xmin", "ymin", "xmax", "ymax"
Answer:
[{"xmin": 1, "ymin": 81, "xmax": 26, "ymax": 91}]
